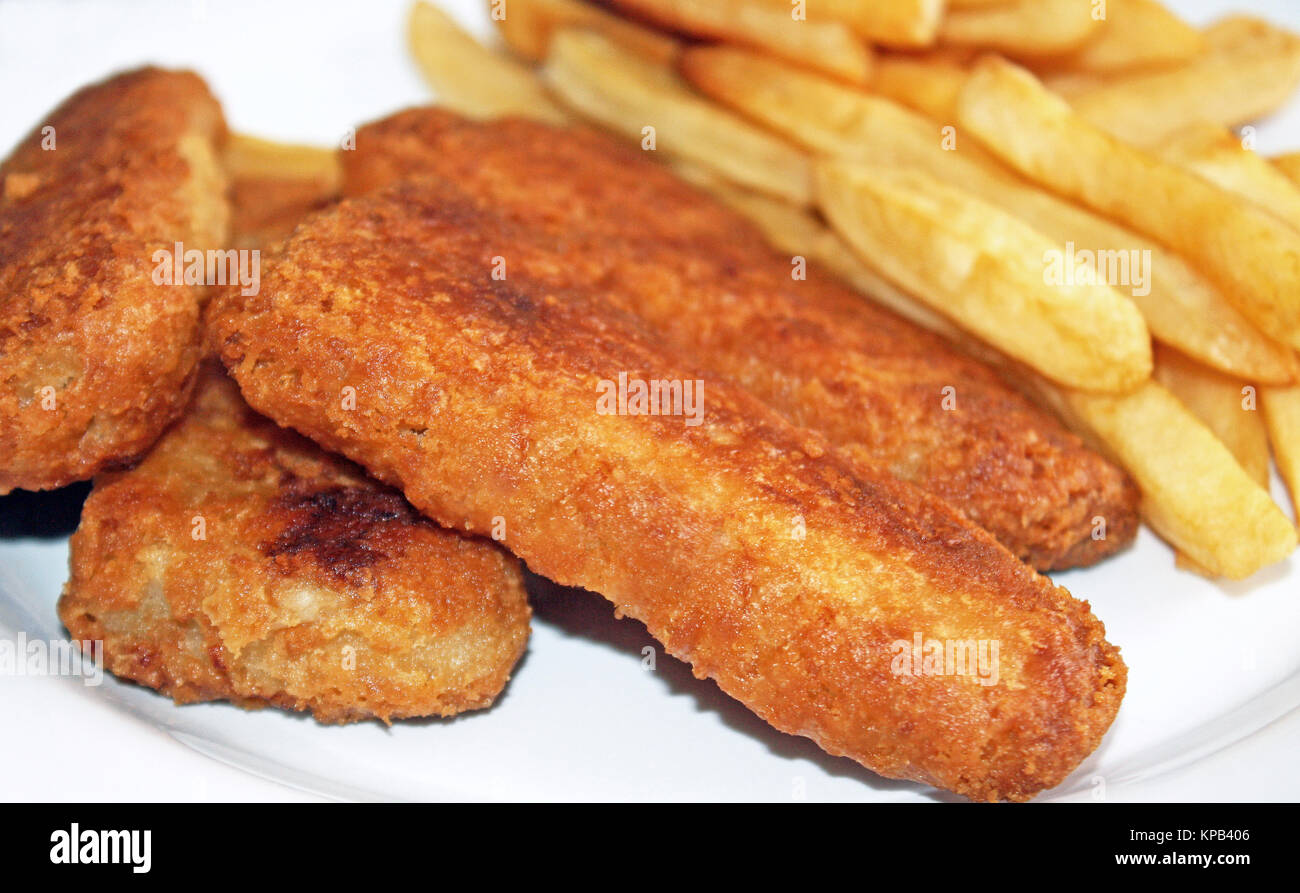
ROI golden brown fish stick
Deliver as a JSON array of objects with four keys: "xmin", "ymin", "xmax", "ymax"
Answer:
[
  {"xmin": 0, "ymin": 68, "xmax": 230, "ymax": 494},
  {"xmin": 342, "ymin": 109, "xmax": 1138, "ymax": 571},
  {"xmin": 208, "ymin": 182, "xmax": 1125, "ymax": 800},
  {"xmin": 59, "ymin": 366, "xmax": 531, "ymax": 723}
]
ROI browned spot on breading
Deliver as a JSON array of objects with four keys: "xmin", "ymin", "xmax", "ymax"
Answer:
[{"xmin": 264, "ymin": 484, "xmax": 412, "ymax": 583}]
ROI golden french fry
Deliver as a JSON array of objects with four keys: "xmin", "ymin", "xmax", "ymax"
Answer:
[
  {"xmin": 1069, "ymin": 15, "xmax": 1300, "ymax": 145},
  {"xmin": 604, "ymin": 0, "xmax": 872, "ymax": 83},
  {"xmin": 868, "ymin": 52, "xmax": 970, "ymax": 121},
  {"xmin": 408, "ymin": 0, "xmax": 570, "ymax": 124},
  {"xmin": 224, "ymin": 133, "xmax": 341, "ymax": 189},
  {"xmin": 959, "ymin": 56, "xmax": 1300, "ymax": 352},
  {"xmin": 493, "ymin": 0, "xmax": 681, "ymax": 64},
  {"xmin": 749, "ymin": 0, "xmax": 946, "ymax": 47},
  {"xmin": 682, "ymin": 46, "xmax": 1298, "ymax": 384},
  {"xmin": 1274, "ymin": 152, "xmax": 1300, "ymax": 188},
  {"xmin": 1159, "ymin": 124, "xmax": 1300, "ymax": 231},
  {"xmin": 1153, "ymin": 344, "xmax": 1271, "ymax": 488},
  {"xmin": 543, "ymin": 28, "xmax": 812, "ymax": 203},
  {"xmin": 1031, "ymin": 379, "xmax": 1297, "ymax": 579},
  {"xmin": 816, "ymin": 160, "xmax": 1151, "ymax": 392},
  {"xmin": 1262, "ymin": 384, "xmax": 1300, "ymax": 526},
  {"xmin": 680, "ymin": 174, "xmax": 971, "ymax": 341},
  {"xmin": 1041, "ymin": 0, "xmax": 1203, "ymax": 74},
  {"xmin": 939, "ymin": 0, "xmax": 1102, "ymax": 58}
]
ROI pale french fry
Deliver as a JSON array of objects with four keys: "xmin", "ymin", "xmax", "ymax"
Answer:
[
  {"xmin": 1153, "ymin": 344, "xmax": 1271, "ymax": 488},
  {"xmin": 604, "ymin": 0, "xmax": 872, "ymax": 83},
  {"xmin": 939, "ymin": 0, "xmax": 1102, "ymax": 58},
  {"xmin": 959, "ymin": 56, "xmax": 1300, "ymax": 352},
  {"xmin": 407, "ymin": 1, "xmax": 570, "ymax": 124},
  {"xmin": 1042, "ymin": 0, "xmax": 1203, "ymax": 75},
  {"xmin": 869, "ymin": 52, "xmax": 970, "ymax": 121},
  {"xmin": 493, "ymin": 0, "xmax": 681, "ymax": 64},
  {"xmin": 1159, "ymin": 124, "xmax": 1300, "ymax": 231},
  {"xmin": 543, "ymin": 28, "xmax": 812, "ymax": 203},
  {"xmin": 1040, "ymin": 68, "xmax": 1108, "ymax": 100},
  {"xmin": 1274, "ymin": 152, "xmax": 1300, "ymax": 188},
  {"xmin": 1262, "ymin": 384, "xmax": 1300, "ymax": 525},
  {"xmin": 816, "ymin": 161, "xmax": 1152, "ymax": 392},
  {"xmin": 682, "ymin": 46, "xmax": 1298, "ymax": 384},
  {"xmin": 749, "ymin": 0, "xmax": 946, "ymax": 47},
  {"xmin": 1069, "ymin": 15, "xmax": 1300, "ymax": 145},
  {"xmin": 224, "ymin": 133, "xmax": 341, "ymax": 189},
  {"xmin": 678, "ymin": 173, "xmax": 971, "ymax": 341},
  {"xmin": 1030, "ymin": 379, "xmax": 1297, "ymax": 579}
]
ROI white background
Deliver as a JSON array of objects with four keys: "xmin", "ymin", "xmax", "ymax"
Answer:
[{"xmin": 1, "ymin": 0, "xmax": 1299, "ymax": 802}]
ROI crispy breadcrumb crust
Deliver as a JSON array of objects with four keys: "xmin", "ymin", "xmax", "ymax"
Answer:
[
  {"xmin": 58, "ymin": 366, "xmax": 531, "ymax": 723},
  {"xmin": 0, "ymin": 67, "xmax": 229, "ymax": 494},
  {"xmin": 341, "ymin": 108, "xmax": 1139, "ymax": 571},
  {"xmin": 208, "ymin": 182, "xmax": 1125, "ymax": 800}
]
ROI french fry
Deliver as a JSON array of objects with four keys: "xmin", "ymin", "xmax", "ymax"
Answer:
[
  {"xmin": 407, "ymin": 1, "xmax": 570, "ymax": 124},
  {"xmin": 1153, "ymin": 344, "xmax": 1271, "ymax": 488},
  {"xmin": 939, "ymin": 0, "xmax": 1102, "ymax": 58},
  {"xmin": 543, "ymin": 28, "xmax": 812, "ymax": 203},
  {"xmin": 1069, "ymin": 15, "xmax": 1300, "ymax": 145},
  {"xmin": 493, "ymin": 0, "xmax": 681, "ymax": 64},
  {"xmin": 1030, "ymin": 379, "xmax": 1297, "ymax": 579},
  {"xmin": 868, "ymin": 52, "xmax": 970, "ymax": 122},
  {"xmin": 816, "ymin": 161, "xmax": 1151, "ymax": 392},
  {"xmin": 224, "ymin": 133, "xmax": 341, "ymax": 189},
  {"xmin": 1040, "ymin": 0, "xmax": 1203, "ymax": 75},
  {"xmin": 1274, "ymin": 152, "xmax": 1300, "ymax": 188},
  {"xmin": 1159, "ymin": 124, "xmax": 1300, "ymax": 231},
  {"xmin": 1262, "ymin": 384, "xmax": 1300, "ymax": 526},
  {"xmin": 749, "ymin": 0, "xmax": 946, "ymax": 47},
  {"xmin": 604, "ymin": 0, "xmax": 872, "ymax": 83},
  {"xmin": 682, "ymin": 46, "xmax": 1298, "ymax": 384},
  {"xmin": 677, "ymin": 172, "xmax": 971, "ymax": 341},
  {"xmin": 959, "ymin": 56, "xmax": 1300, "ymax": 352}
]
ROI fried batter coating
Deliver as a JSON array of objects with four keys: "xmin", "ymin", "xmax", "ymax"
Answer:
[
  {"xmin": 208, "ymin": 182, "xmax": 1125, "ymax": 799},
  {"xmin": 0, "ymin": 68, "xmax": 229, "ymax": 494},
  {"xmin": 58, "ymin": 366, "xmax": 530, "ymax": 723},
  {"xmin": 341, "ymin": 109, "xmax": 1138, "ymax": 571}
]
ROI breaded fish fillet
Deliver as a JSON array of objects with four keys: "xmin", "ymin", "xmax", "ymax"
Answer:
[
  {"xmin": 59, "ymin": 365, "xmax": 531, "ymax": 723},
  {"xmin": 0, "ymin": 67, "xmax": 229, "ymax": 495},
  {"xmin": 342, "ymin": 109, "xmax": 1139, "ymax": 571},
  {"xmin": 208, "ymin": 181, "xmax": 1125, "ymax": 800}
]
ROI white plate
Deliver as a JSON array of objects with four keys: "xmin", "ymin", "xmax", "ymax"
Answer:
[{"xmin": 2, "ymin": 0, "xmax": 1298, "ymax": 803}]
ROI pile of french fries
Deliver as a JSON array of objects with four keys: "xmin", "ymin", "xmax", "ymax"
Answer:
[{"xmin": 401, "ymin": 0, "xmax": 1300, "ymax": 581}]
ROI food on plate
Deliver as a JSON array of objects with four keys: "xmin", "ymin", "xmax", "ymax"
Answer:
[
  {"xmin": 492, "ymin": 0, "xmax": 681, "ymax": 64},
  {"xmin": 225, "ymin": 134, "xmax": 340, "ymax": 250},
  {"xmin": 1262, "ymin": 384, "xmax": 1300, "ymax": 526},
  {"xmin": 0, "ymin": 67, "xmax": 229, "ymax": 494},
  {"xmin": 207, "ymin": 178, "xmax": 1126, "ymax": 801},
  {"xmin": 958, "ymin": 56, "xmax": 1300, "ymax": 352},
  {"xmin": 409, "ymin": 0, "xmax": 571, "ymax": 123},
  {"xmin": 815, "ymin": 160, "xmax": 1151, "ymax": 392},
  {"xmin": 342, "ymin": 107, "xmax": 1140, "ymax": 570},
  {"xmin": 1153, "ymin": 345, "xmax": 1271, "ymax": 489},
  {"xmin": 1027, "ymin": 379, "xmax": 1296, "ymax": 580},
  {"xmin": 1033, "ymin": 0, "xmax": 1203, "ymax": 75},
  {"xmin": 748, "ymin": 0, "xmax": 946, "ymax": 48},
  {"xmin": 59, "ymin": 366, "xmax": 531, "ymax": 723},
  {"xmin": 542, "ymin": 28, "xmax": 812, "ymax": 202},
  {"xmin": 604, "ymin": 0, "xmax": 872, "ymax": 83},
  {"xmin": 680, "ymin": 44, "xmax": 1297, "ymax": 384},
  {"xmin": 938, "ymin": 0, "xmax": 1102, "ymax": 58},
  {"xmin": 1067, "ymin": 16, "xmax": 1300, "ymax": 144}
]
